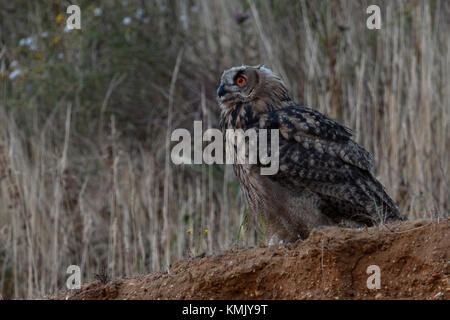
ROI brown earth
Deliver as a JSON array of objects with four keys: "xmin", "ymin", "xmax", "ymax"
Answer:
[{"xmin": 53, "ymin": 219, "xmax": 449, "ymax": 300}]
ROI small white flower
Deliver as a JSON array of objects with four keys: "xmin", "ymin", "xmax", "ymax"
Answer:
[
  {"xmin": 135, "ymin": 8, "xmax": 144, "ymax": 19},
  {"xmin": 57, "ymin": 52, "xmax": 64, "ymax": 60},
  {"xmin": 25, "ymin": 37, "xmax": 34, "ymax": 46},
  {"xmin": 122, "ymin": 17, "xmax": 131, "ymax": 25},
  {"xmin": 10, "ymin": 60, "xmax": 19, "ymax": 68},
  {"xmin": 9, "ymin": 69, "xmax": 21, "ymax": 80},
  {"xmin": 41, "ymin": 31, "xmax": 49, "ymax": 38},
  {"xmin": 19, "ymin": 37, "xmax": 34, "ymax": 47},
  {"xmin": 180, "ymin": 15, "xmax": 187, "ymax": 22},
  {"xmin": 94, "ymin": 8, "xmax": 103, "ymax": 16},
  {"xmin": 64, "ymin": 25, "xmax": 74, "ymax": 33}
]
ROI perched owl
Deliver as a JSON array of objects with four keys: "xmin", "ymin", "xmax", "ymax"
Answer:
[{"xmin": 217, "ymin": 65, "xmax": 406, "ymax": 243}]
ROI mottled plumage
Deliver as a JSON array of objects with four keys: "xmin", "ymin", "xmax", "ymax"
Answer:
[{"xmin": 218, "ymin": 65, "xmax": 406, "ymax": 243}]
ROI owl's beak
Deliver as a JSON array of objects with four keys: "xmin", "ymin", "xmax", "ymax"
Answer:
[{"xmin": 217, "ymin": 84, "xmax": 226, "ymax": 98}]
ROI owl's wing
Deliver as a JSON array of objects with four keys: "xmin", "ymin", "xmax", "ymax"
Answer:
[
  {"xmin": 259, "ymin": 104, "xmax": 374, "ymax": 173},
  {"xmin": 255, "ymin": 104, "xmax": 403, "ymax": 224}
]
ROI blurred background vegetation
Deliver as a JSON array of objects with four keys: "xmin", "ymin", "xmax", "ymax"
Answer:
[{"xmin": 0, "ymin": 0, "xmax": 448, "ymax": 298}]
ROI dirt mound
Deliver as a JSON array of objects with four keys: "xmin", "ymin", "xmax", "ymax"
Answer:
[{"xmin": 53, "ymin": 219, "xmax": 449, "ymax": 300}]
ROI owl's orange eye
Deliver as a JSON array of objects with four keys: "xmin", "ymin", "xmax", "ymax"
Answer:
[{"xmin": 236, "ymin": 76, "xmax": 246, "ymax": 87}]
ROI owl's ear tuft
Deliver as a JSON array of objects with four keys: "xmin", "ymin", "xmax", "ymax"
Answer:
[{"xmin": 246, "ymin": 67, "xmax": 261, "ymax": 87}]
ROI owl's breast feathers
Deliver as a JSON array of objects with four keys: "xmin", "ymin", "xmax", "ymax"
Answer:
[{"xmin": 219, "ymin": 100, "xmax": 406, "ymax": 225}]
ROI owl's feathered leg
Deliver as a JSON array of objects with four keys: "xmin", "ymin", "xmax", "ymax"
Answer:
[{"xmin": 257, "ymin": 188, "xmax": 334, "ymax": 243}]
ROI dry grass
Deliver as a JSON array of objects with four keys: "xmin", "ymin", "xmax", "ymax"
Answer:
[{"xmin": 0, "ymin": 0, "xmax": 448, "ymax": 299}]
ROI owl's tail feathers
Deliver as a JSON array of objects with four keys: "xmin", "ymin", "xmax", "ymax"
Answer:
[{"xmin": 357, "ymin": 175, "xmax": 407, "ymax": 224}]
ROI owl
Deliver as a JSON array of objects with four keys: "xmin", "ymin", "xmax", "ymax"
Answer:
[{"xmin": 217, "ymin": 65, "xmax": 406, "ymax": 243}]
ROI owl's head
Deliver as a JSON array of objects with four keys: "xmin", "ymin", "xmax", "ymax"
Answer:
[{"xmin": 217, "ymin": 65, "xmax": 289, "ymax": 108}]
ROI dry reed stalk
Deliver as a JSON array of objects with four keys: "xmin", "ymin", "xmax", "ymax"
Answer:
[{"xmin": 163, "ymin": 49, "xmax": 184, "ymax": 268}]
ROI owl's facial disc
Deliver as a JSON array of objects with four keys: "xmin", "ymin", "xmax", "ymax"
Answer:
[{"xmin": 217, "ymin": 67, "xmax": 258, "ymax": 105}]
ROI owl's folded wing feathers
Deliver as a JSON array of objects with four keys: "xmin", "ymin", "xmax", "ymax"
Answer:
[
  {"xmin": 253, "ymin": 104, "xmax": 403, "ymax": 224},
  {"xmin": 259, "ymin": 104, "xmax": 374, "ymax": 173}
]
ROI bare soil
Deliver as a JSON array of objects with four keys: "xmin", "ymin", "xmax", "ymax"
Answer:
[{"xmin": 53, "ymin": 219, "xmax": 449, "ymax": 300}]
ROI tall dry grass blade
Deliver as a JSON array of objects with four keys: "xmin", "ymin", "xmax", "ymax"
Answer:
[{"xmin": 163, "ymin": 49, "xmax": 184, "ymax": 268}]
